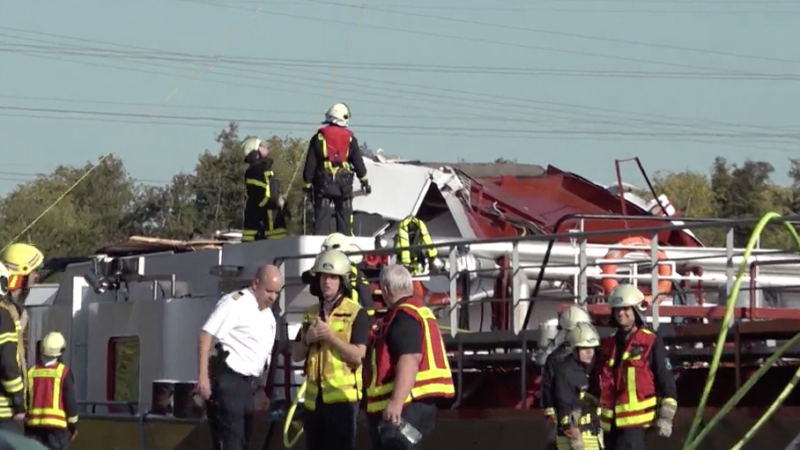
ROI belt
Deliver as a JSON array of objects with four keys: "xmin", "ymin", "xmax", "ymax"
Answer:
[{"xmin": 223, "ymin": 364, "xmax": 259, "ymax": 383}]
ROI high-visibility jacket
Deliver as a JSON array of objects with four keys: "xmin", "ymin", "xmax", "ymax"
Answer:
[
  {"xmin": 0, "ymin": 301, "xmax": 26, "ymax": 390},
  {"xmin": 0, "ymin": 306, "xmax": 24, "ymax": 420},
  {"xmin": 26, "ymin": 363, "xmax": 78, "ymax": 429},
  {"xmin": 597, "ymin": 328, "xmax": 660, "ymax": 430},
  {"xmin": 393, "ymin": 216, "xmax": 438, "ymax": 275},
  {"xmin": 243, "ymin": 161, "xmax": 288, "ymax": 241},
  {"xmin": 301, "ymin": 297, "xmax": 363, "ymax": 410},
  {"xmin": 365, "ymin": 297, "xmax": 454, "ymax": 414}
]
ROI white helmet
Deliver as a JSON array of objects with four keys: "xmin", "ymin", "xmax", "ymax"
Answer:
[
  {"xmin": 41, "ymin": 332, "xmax": 66, "ymax": 357},
  {"xmin": 608, "ymin": 284, "xmax": 647, "ymax": 325},
  {"xmin": 567, "ymin": 322, "xmax": 600, "ymax": 348},
  {"xmin": 558, "ymin": 305, "xmax": 591, "ymax": 332},
  {"xmin": 325, "ymin": 103, "xmax": 350, "ymax": 127},
  {"xmin": 240, "ymin": 137, "xmax": 268, "ymax": 161},
  {"xmin": 321, "ymin": 233, "xmax": 349, "ymax": 252}
]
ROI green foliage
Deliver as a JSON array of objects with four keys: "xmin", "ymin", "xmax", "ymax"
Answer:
[{"xmin": 1, "ymin": 120, "xmax": 800, "ymax": 258}]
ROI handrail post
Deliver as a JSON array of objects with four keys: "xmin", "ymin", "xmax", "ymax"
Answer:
[
  {"xmin": 725, "ymin": 227, "xmax": 735, "ymax": 328},
  {"xmin": 650, "ymin": 233, "xmax": 660, "ymax": 331},
  {"xmin": 278, "ymin": 261, "xmax": 287, "ymax": 316},
  {"xmin": 449, "ymin": 245, "xmax": 459, "ymax": 337},
  {"xmin": 753, "ymin": 234, "xmax": 762, "ymax": 311},
  {"xmin": 577, "ymin": 219, "xmax": 588, "ymax": 305},
  {"xmin": 512, "ymin": 240, "xmax": 521, "ymax": 334}
]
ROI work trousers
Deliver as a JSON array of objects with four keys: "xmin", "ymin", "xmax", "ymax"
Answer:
[
  {"xmin": 304, "ymin": 400, "xmax": 359, "ymax": 450},
  {"xmin": 313, "ymin": 195, "xmax": 353, "ymax": 236},
  {"xmin": 25, "ymin": 428, "xmax": 70, "ymax": 450},
  {"xmin": 368, "ymin": 401, "xmax": 437, "ymax": 450},
  {"xmin": 206, "ymin": 368, "xmax": 256, "ymax": 450},
  {"xmin": 606, "ymin": 426, "xmax": 646, "ymax": 450}
]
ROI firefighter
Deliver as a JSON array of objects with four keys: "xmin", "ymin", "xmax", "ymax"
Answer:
[
  {"xmin": 302, "ymin": 103, "xmax": 371, "ymax": 236},
  {"xmin": 0, "ymin": 262, "xmax": 26, "ymax": 434},
  {"xmin": 291, "ymin": 250, "xmax": 369, "ymax": 450},
  {"xmin": 393, "ymin": 216, "xmax": 438, "ymax": 276},
  {"xmin": 541, "ymin": 305, "xmax": 593, "ymax": 449},
  {"xmin": 553, "ymin": 322, "xmax": 603, "ymax": 450},
  {"xmin": 241, "ymin": 136, "xmax": 288, "ymax": 242},
  {"xmin": 366, "ymin": 264, "xmax": 455, "ymax": 450},
  {"xmin": 0, "ymin": 243, "xmax": 43, "ymax": 391},
  {"xmin": 300, "ymin": 233, "xmax": 375, "ymax": 311},
  {"xmin": 25, "ymin": 332, "xmax": 78, "ymax": 450},
  {"xmin": 596, "ymin": 285, "xmax": 677, "ymax": 450}
]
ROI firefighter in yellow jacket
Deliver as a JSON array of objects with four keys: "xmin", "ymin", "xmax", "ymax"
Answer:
[
  {"xmin": 0, "ymin": 243, "xmax": 44, "ymax": 392},
  {"xmin": 290, "ymin": 250, "xmax": 369, "ymax": 450},
  {"xmin": 0, "ymin": 262, "xmax": 26, "ymax": 434},
  {"xmin": 25, "ymin": 332, "xmax": 78, "ymax": 450},
  {"xmin": 393, "ymin": 216, "xmax": 438, "ymax": 275}
]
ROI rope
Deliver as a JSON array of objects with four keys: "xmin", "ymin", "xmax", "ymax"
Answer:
[{"xmin": 2, "ymin": 2, "xmax": 270, "ymax": 252}]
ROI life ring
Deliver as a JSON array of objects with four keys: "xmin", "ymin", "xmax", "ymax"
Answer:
[{"xmin": 601, "ymin": 236, "xmax": 672, "ymax": 304}]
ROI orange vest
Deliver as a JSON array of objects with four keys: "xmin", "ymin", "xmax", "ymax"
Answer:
[
  {"xmin": 365, "ymin": 297, "xmax": 454, "ymax": 414},
  {"xmin": 27, "ymin": 363, "xmax": 69, "ymax": 428},
  {"xmin": 597, "ymin": 328, "xmax": 658, "ymax": 430}
]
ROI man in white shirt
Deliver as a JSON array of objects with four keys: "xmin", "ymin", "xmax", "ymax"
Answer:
[{"xmin": 197, "ymin": 264, "xmax": 282, "ymax": 450}]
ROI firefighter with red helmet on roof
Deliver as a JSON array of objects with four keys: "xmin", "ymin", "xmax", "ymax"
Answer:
[
  {"xmin": 302, "ymin": 103, "xmax": 371, "ymax": 236},
  {"xmin": 25, "ymin": 331, "xmax": 79, "ymax": 450},
  {"xmin": 594, "ymin": 285, "xmax": 677, "ymax": 450}
]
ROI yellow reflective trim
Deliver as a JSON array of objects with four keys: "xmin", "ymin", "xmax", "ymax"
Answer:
[
  {"xmin": 26, "ymin": 364, "xmax": 68, "ymax": 428},
  {"xmin": 2, "ymin": 377, "xmax": 22, "ymax": 393},
  {"xmin": 544, "ymin": 407, "xmax": 556, "ymax": 417},
  {"xmin": 394, "ymin": 217, "xmax": 438, "ymax": 275},
  {"xmin": 319, "ymin": 133, "xmax": 353, "ymax": 176}
]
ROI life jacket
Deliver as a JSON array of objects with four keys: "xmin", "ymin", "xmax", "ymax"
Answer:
[
  {"xmin": 597, "ymin": 328, "xmax": 658, "ymax": 431},
  {"xmin": 365, "ymin": 297, "xmax": 454, "ymax": 414},
  {"xmin": 393, "ymin": 216, "xmax": 438, "ymax": 275},
  {"xmin": 27, "ymin": 363, "xmax": 71, "ymax": 429},
  {"xmin": 302, "ymin": 297, "xmax": 363, "ymax": 410},
  {"xmin": 317, "ymin": 125, "xmax": 354, "ymax": 176}
]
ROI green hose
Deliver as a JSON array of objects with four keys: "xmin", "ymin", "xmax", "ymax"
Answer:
[{"xmin": 682, "ymin": 212, "xmax": 800, "ymax": 449}]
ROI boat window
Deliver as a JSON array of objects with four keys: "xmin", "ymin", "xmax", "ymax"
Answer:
[{"xmin": 107, "ymin": 336, "xmax": 140, "ymax": 403}]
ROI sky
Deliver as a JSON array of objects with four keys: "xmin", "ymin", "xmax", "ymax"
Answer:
[{"xmin": 1, "ymin": 0, "xmax": 799, "ymax": 196}]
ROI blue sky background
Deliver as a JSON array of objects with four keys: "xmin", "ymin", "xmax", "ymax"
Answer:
[{"xmin": 1, "ymin": 0, "xmax": 799, "ymax": 195}]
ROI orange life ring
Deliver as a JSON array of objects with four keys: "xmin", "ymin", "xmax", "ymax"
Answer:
[{"xmin": 601, "ymin": 236, "xmax": 672, "ymax": 305}]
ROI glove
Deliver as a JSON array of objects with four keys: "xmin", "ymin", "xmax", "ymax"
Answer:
[
  {"xmin": 655, "ymin": 402, "xmax": 676, "ymax": 438},
  {"xmin": 597, "ymin": 429, "xmax": 605, "ymax": 449},
  {"xmin": 361, "ymin": 180, "xmax": 372, "ymax": 195},
  {"xmin": 564, "ymin": 428, "xmax": 584, "ymax": 450}
]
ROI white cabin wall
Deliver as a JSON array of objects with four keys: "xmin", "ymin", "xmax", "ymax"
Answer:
[
  {"xmin": 160, "ymin": 297, "xmax": 216, "ymax": 381},
  {"xmin": 133, "ymin": 250, "xmax": 222, "ymax": 299}
]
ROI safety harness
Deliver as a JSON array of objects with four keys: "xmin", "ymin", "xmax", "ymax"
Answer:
[{"xmin": 393, "ymin": 216, "xmax": 438, "ymax": 275}]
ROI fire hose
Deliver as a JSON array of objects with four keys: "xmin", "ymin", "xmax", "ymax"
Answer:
[{"xmin": 682, "ymin": 211, "xmax": 800, "ymax": 450}]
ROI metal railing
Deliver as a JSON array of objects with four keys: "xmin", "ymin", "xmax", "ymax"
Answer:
[{"xmin": 273, "ymin": 214, "xmax": 800, "ymax": 335}]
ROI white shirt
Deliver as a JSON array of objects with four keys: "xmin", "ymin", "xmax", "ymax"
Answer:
[{"xmin": 202, "ymin": 288, "xmax": 277, "ymax": 377}]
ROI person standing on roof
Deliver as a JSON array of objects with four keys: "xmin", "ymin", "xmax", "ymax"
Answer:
[
  {"xmin": 25, "ymin": 332, "xmax": 78, "ymax": 450},
  {"xmin": 595, "ymin": 285, "xmax": 677, "ymax": 450},
  {"xmin": 0, "ymin": 262, "xmax": 26, "ymax": 435},
  {"xmin": 540, "ymin": 305, "xmax": 592, "ymax": 450},
  {"xmin": 393, "ymin": 216, "xmax": 438, "ymax": 276},
  {"xmin": 552, "ymin": 322, "xmax": 604, "ymax": 450},
  {"xmin": 366, "ymin": 264, "xmax": 454, "ymax": 450},
  {"xmin": 301, "ymin": 233, "xmax": 375, "ymax": 312},
  {"xmin": 302, "ymin": 103, "xmax": 371, "ymax": 236},
  {"xmin": 0, "ymin": 243, "xmax": 44, "ymax": 391},
  {"xmin": 291, "ymin": 250, "xmax": 369, "ymax": 450},
  {"xmin": 197, "ymin": 264, "xmax": 281, "ymax": 450},
  {"xmin": 241, "ymin": 137, "xmax": 288, "ymax": 242}
]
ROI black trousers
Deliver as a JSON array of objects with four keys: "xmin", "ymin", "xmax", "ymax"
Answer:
[
  {"xmin": 206, "ymin": 369, "xmax": 256, "ymax": 450},
  {"xmin": 25, "ymin": 428, "xmax": 70, "ymax": 450},
  {"xmin": 303, "ymin": 401, "xmax": 359, "ymax": 450},
  {"xmin": 313, "ymin": 195, "xmax": 353, "ymax": 236},
  {"xmin": 606, "ymin": 427, "xmax": 647, "ymax": 450},
  {"xmin": 367, "ymin": 401, "xmax": 437, "ymax": 450}
]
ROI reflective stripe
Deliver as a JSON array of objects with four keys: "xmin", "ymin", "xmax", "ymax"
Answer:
[
  {"xmin": 27, "ymin": 363, "xmax": 72, "ymax": 428},
  {"xmin": 366, "ymin": 303, "xmax": 454, "ymax": 413},
  {"xmin": 303, "ymin": 298, "xmax": 363, "ymax": 410},
  {"xmin": 245, "ymin": 170, "xmax": 275, "ymax": 208},
  {"xmin": 243, "ymin": 170, "xmax": 288, "ymax": 241},
  {"xmin": 394, "ymin": 216, "xmax": 438, "ymax": 275},
  {"xmin": 555, "ymin": 433, "xmax": 602, "ymax": 450},
  {"xmin": 544, "ymin": 407, "xmax": 556, "ymax": 418},
  {"xmin": 0, "ymin": 302, "xmax": 26, "ymax": 389}
]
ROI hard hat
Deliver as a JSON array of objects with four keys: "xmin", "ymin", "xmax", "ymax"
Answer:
[
  {"xmin": 0, "ymin": 262, "xmax": 10, "ymax": 297},
  {"xmin": 321, "ymin": 233, "xmax": 349, "ymax": 252},
  {"xmin": 41, "ymin": 332, "xmax": 66, "ymax": 358},
  {"xmin": 312, "ymin": 250, "xmax": 351, "ymax": 277},
  {"xmin": 558, "ymin": 305, "xmax": 591, "ymax": 332},
  {"xmin": 347, "ymin": 243, "xmax": 363, "ymax": 265},
  {"xmin": 0, "ymin": 243, "xmax": 44, "ymax": 277},
  {"xmin": 325, "ymin": 103, "xmax": 351, "ymax": 126},
  {"xmin": 567, "ymin": 322, "xmax": 601, "ymax": 348},
  {"xmin": 240, "ymin": 137, "xmax": 266, "ymax": 156},
  {"xmin": 608, "ymin": 284, "xmax": 646, "ymax": 309}
]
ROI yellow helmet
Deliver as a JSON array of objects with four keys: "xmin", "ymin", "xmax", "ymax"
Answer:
[
  {"xmin": 608, "ymin": 284, "xmax": 646, "ymax": 309},
  {"xmin": 41, "ymin": 331, "xmax": 66, "ymax": 357},
  {"xmin": 0, "ymin": 243, "xmax": 44, "ymax": 277},
  {"xmin": 321, "ymin": 233, "xmax": 349, "ymax": 252},
  {"xmin": 558, "ymin": 305, "xmax": 591, "ymax": 332},
  {"xmin": 567, "ymin": 322, "xmax": 600, "ymax": 348},
  {"xmin": 312, "ymin": 250, "xmax": 351, "ymax": 277}
]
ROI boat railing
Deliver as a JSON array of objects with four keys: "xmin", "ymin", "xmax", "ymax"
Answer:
[
  {"xmin": 275, "ymin": 214, "xmax": 800, "ymax": 336},
  {"xmin": 78, "ymin": 400, "xmax": 138, "ymax": 415}
]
